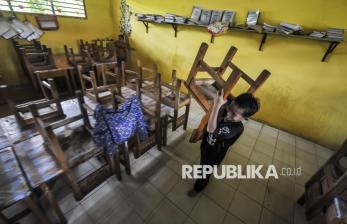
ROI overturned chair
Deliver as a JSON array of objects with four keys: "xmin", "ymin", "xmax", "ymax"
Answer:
[
  {"xmin": 1, "ymin": 78, "xmax": 65, "ymax": 128},
  {"xmin": 184, "ymin": 42, "xmax": 271, "ymax": 142}
]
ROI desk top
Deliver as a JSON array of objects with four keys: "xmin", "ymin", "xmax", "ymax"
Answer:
[
  {"xmin": 0, "ymin": 99, "xmax": 80, "ymax": 144},
  {"xmin": 13, "ymin": 135, "xmax": 63, "ymax": 189},
  {"xmin": 0, "ymin": 147, "xmax": 30, "ymax": 209}
]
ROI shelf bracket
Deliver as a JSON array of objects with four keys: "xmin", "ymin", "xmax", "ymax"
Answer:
[
  {"xmin": 259, "ymin": 33, "xmax": 268, "ymax": 51},
  {"xmin": 210, "ymin": 34, "xmax": 215, "ymax": 44},
  {"xmin": 142, "ymin": 21, "xmax": 149, "ymax": 33},
  {"xmin": 171, "ymin": 24, "xmax": 178, "ymax": 38},
  {"xmin": 321, "ymin": 41, "xmax": 340, "ymax": 62}
]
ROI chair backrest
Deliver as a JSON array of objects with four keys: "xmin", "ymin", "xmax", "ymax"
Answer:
[
  {"xmin": 135, "ymin": 66, "xmax": 161, "ymax": 119},
  {"xmin": 185, "ymin": 42, "xmax": 271, "ymax": 112},
  {"xmin": 185, "ymin": 42, "xmax": 271, "ymax": 142}
]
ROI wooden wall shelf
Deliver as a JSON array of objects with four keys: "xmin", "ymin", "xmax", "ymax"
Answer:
[{"xmin": 137, "ymin": 19, "xmax": 342, "ymax": 62}]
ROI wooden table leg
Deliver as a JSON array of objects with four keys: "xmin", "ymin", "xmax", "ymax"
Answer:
[
  {"xmin": 40, "ymin": 183, "xmax": 67, "ymax": 224},
  {"xmin": 24, "ymin": 195, "xmax": 51, "ymax": 224},
  {"xmin": 123, "ymin": 141, "xmax": 131, "ymax": 175},
  {"xmin": 68, "ymin": 68, "xmax": 78, "ymax": 91},
  {"xmin": 0, "ymin": 213, "xmax": 9, "ymax": 224},
  {"xmin": 162, "ymin": 115, "xmax": 168, "ymax": 147},
  {"xmin": 64, "ymin": 72, "xmax": 73, "ymax": 97}
]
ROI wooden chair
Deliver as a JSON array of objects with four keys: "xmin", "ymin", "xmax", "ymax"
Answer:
[
  {"xmin": 298, "ymin": 140, "xmax": 347, "ymax": 224},
  {"xmin": 35, "ymin": 67, "xmax": 74, "ymax": 97},
  {"xmin": 13, "ymin": 135, "xmax": 67, "ymax": 223},
  {"xmin": 0, "ymin": 147, "xmax": 52, "ymax": 224},
  {"xmin": 129, "ymin": 60, "xmax": 190, "ymax": 132},
  {"xmin": 126, "ymin": 73, "xmax": 166, "ymax": 158},
  {"xmin": 17, "ymin": 45, "xmax": 56, "ymax": 88},
  {"xmin": 1, "ymin": 79, "xmax": 65, "ymax": 128},
  {"xmin": 145, "ymin": 68, "xmax": 191, "ymax": 131},
  {"xmin": 184, "ymin": 42, "xmax": 271, "ymax": 142},
  {"xmin": 77, "ymin": 64, "xmax": 119, "ymax": 105},
  {"xmin": 29, "ymin": 91, "xmax": 119, "ymax": 200},
  {"xmin": 64, "ymin": 45, "xmax": 89, "ymax": 69}
]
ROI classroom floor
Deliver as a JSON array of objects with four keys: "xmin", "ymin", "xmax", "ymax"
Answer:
[{"xmin": 13, "ymin": 99, "xmax": 334, "ymax": 224}]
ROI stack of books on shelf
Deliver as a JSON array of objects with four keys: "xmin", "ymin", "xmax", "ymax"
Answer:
[
  {"xmin": 277, "ymin": 22, "xmax": 302, "ymax": 35},
  {"xmin": 309, "ymin": 31, "xmax": 326, "ymax": 38},
  {"xmin": 175, "ymin": 16, "xmax": 186, "ymax": 24},
  {"xmin": 327, "ymin": 28, "xmax": 344, "ymax": 40},
  {"xmin": 135, "ymin": 14, "xmax": 163, "ymax": 22},
  {"xmin": 164, "ymin": 14, "xmax": 175, "ymax": 23},
  {"xmin": 263, "ymin": 22, "xmax": 277, "ymax": 32}
]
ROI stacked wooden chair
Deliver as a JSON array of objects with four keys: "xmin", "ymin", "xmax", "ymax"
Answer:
[
  {"xmin": 184, "ymin": 42, "xmax": 271, "ymax": 142},
  {"xmin": 298, "ymin": 140, "xmax": 347, "ymax": 224},
  {"xmin": 77, "ymin": 63, "xmax": 120, "ymax": 110},
  {"xmin": 13, "ymin": 40, "xmax": 56, "ymax": 88},
  {"xmin": 30, "ymin": 91, "xmax": 120, "ymax": 200},
  {"xmin": 110, "ymin": 68, "xmax": 164, "ymax": 159},
  {"xmin": 122, "ymin": 60, "xmax": 190, "ymax": 131},
  {"xmin": 0, "ymin": 78, "xmax": 65, "ymax": 128}
]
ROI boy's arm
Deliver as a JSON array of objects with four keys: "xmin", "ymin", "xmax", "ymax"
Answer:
[{"xmin": 206, "ymin": 89, "xmax": 226, "ymax": 133}]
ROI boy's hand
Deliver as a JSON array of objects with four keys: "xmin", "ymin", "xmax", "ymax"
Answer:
[{"xmin": 213, "ymin": 89, "xmax": 226, "ymax": 108}]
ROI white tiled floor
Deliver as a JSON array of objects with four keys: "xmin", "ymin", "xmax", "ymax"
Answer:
[{"xmin": 16, "ymin": 99, "xmax": 335, "ymax": 224}]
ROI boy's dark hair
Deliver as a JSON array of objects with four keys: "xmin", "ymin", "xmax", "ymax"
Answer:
[{"xmin": 233, "ymin": 93, "xmax": 260, "ymax": 117}]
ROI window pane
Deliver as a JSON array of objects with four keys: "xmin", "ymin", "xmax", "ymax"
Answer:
[
  {"xmin": 0, "ymin": 0, "xmax": 86, "ymax": 18},
  {"xmin": 53, "ymin": 0, "xmax": 86, "ymax": 18},
  {"xmin": 10, "ymin": 0, "xmax": 53, "ymax": 14},
  {"xmin": 0, "ymin": 0, "xmax": 11, "ymax": 11}
]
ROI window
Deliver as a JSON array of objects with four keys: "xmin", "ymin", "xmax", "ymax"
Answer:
[{"xmin": 0, "ymin": 0, "xmax": 86, "ymax": 18}]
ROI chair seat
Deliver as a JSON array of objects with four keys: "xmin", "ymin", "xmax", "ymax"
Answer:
[
  {"xmin": 20, "ymin": 105, "xmax": 58, "ymax": 120},
  {"xmin": 121, "ymin": 86, "xmax": 174, "ymax": 116},
  {"xmin": 56, "ymin": 126, "xmax": 103, "ymax": 168}
]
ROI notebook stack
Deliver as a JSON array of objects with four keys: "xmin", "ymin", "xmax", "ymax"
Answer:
[
  {"xmin": 263, "ymin": 22, "xmax": 277, "ymax": 32},
  {"xmin": 278, "ymin": 22, "xmax": 302, "ymax": 35},
  {"xmin": 327, "ymin": 28, "xmax": 344, "ymax": 40}
]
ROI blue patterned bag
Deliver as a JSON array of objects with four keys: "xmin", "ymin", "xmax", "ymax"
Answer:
[{"xmin": 93, "ymin": 96, "xmax": 148, "ymax": 155}]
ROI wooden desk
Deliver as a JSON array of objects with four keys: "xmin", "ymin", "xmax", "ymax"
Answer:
[
  {"xmin": 14, "ymin": 136, "xmax": 66, "ymax": 223},
  {"xmin": 0, "ymin": 99, "xmax": 80, "ymax": 144},
  {"xmin": 0, "ymin": 147, "xmax": 51, "ymax": 223}
]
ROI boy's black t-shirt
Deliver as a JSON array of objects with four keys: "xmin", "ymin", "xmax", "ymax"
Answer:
[{"xmin": 201, "ymin": 107, "xmax": 244, "ymax": 153}]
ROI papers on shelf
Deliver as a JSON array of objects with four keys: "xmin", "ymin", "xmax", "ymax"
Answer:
[
  {"xmin": 263, "ymin": 22, "xmax": 277, "ymax": 32},
  {"xmin": 279, "ymin": 22, "xmax": 302, "ymax": 31},
  {"xmin": 309, "ymin": 31, "xmax": 326, "ymax": 38},
  {"xmin": 327, "ymin": 28, "xmax": 344, "ymax": 40}
]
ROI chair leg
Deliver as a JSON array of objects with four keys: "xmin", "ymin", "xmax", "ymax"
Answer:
[
  {"xmin": 108, "ymin": 152, "xmax": 121, "ymax": 180},
  {"xmin": 172, "ymin": 110, "xmax": 178, "ymax": 131},
  {"xmin": 64, "ymin": 170, "xmax": 83, "ymax": 200},
  {"xmin": 297, "ymin": 193, "xmax": 305, "ymax": 205},
  {"xmin": 40, "ymin": 183, "xmax": 67, "ymax": 224},
  {"xmin": 123, "ymin": 142, "xmax": 131, "ymax": 175},
  {"xmin": 183, "ymin": 104, "xmax": 190, "ymax": 130},
  {"xmin": 162, "ymin": 115, "xmax": 168, "ymax": 147},
  {"xmin": 0, "ymin": 213, "xmax": 9, "ymax": 224},
  {"xmin": 24, "ymin": 195, "xmax": 51, "ymax": 224},
  {"xmin": 156, "ymin": 120, "xmax": 162, "ymax": 151}
]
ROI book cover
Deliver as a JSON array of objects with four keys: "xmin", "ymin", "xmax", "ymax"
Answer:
[
  {"xmin": 200, "ymin": 10, "xmax": 212, "ymax": 25},
  {"xmin": 210, "ymin": 10, "xmax": 223, "ymax": 24},
  {"xmin": 221, "ymin": 10, "xmax": 236, "ymax": 26},
  {"xmin": 191, "ymin": 6, "xmax": 202, "ymax": 22}
]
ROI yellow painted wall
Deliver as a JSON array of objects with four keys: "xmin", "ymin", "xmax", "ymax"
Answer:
[
  {"xmin": 115, "ymin": 0, "xmax": 347, "ymax": 149},
  {"xmin": 0, "ymin": 0, "xmax": 116, "ymax": 85}
]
